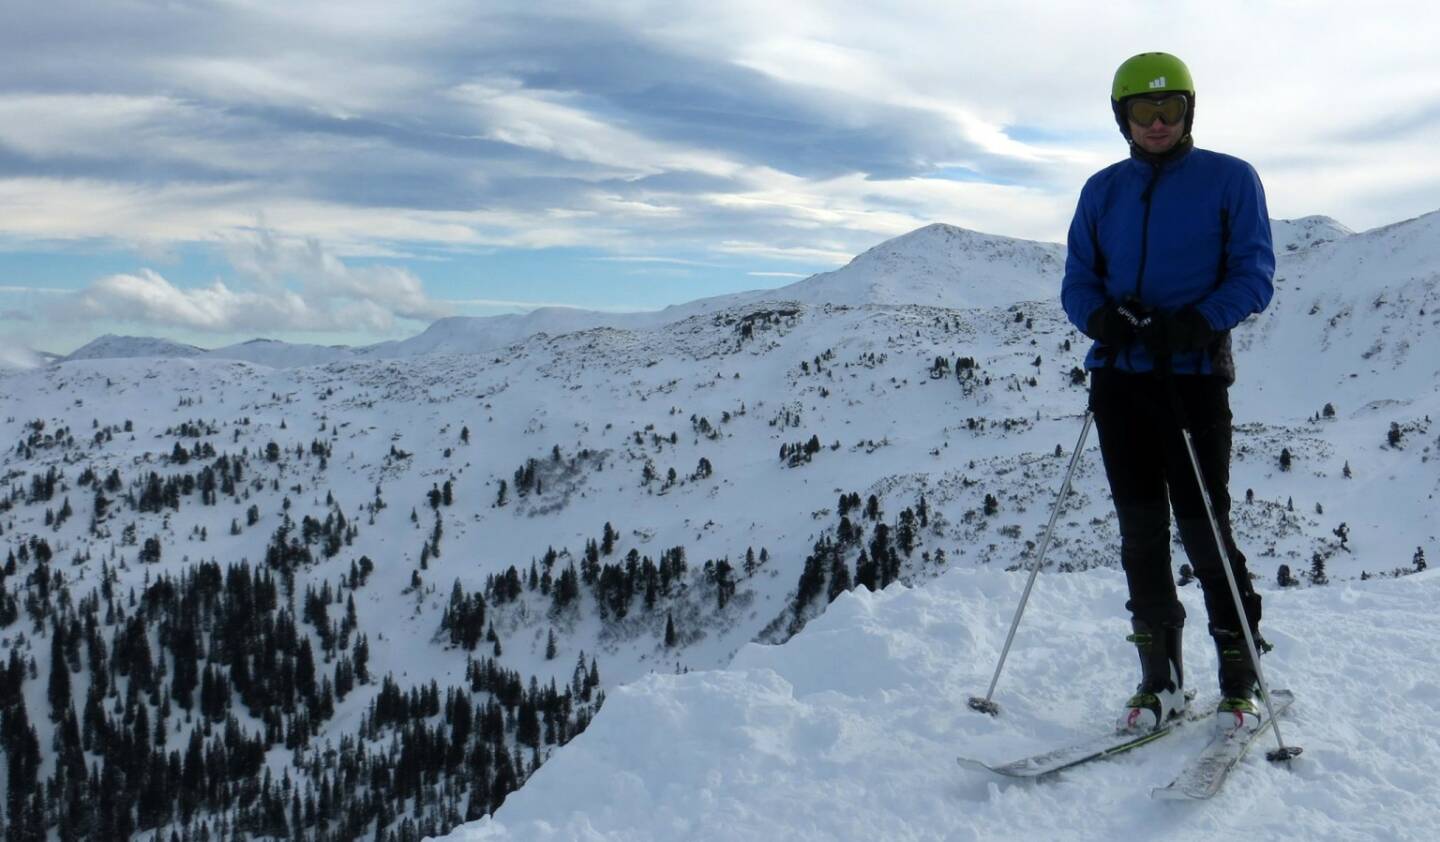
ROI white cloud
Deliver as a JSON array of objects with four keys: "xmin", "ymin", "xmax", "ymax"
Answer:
[
  {"xmin": 0, "ymin": 95, "xmax": 186, "ymax": 159},
  {"xmin": 52, "ymin": 231, "xmax": 453, "ymax": 334},
  {"xmin": 0, "ymin": 286, "xmax": 69, "ymax": 295},
  {"xmin": 444, "ymin": 297, "xmax": 641, "ymax": 313},
  {"xmin": 5, "ymin": 0, "xmax": 1440, "ymax": 351},
  {"xmin": 221, "ymin": 228, "xmax": 450, "ymax": 322},
  {"xmin": 591, "ymin": 256, "xmax": 720, "ymax": 267},
  {"xmin": 0, "ymin": 340, "xmax": 42, "ymax": 370},
  {"xmin": 449, "ymin": 79, "xmax": 745, "ymax": 179},
  {"xmin": 639, "ymin": 0, "xmax": 1440, "ymax": 227},
  {"xmin": 10, "ymin": 4, "xmax": 1437, "ymax": 252},
  {"xmin": 713, "ymin": 240, "xmax": 857, "ymax": 265},
  {"xmin": 699, "ymin": 168, "xmax": 1070, "ymax": 245}
]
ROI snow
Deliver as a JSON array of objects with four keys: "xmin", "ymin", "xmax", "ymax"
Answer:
[
  {"xmin": 62, "ymin": 332, "xmax": 206, "ymax": 361},
  {"xmin": 781, "ymin": 223, "xmax": 1066, "ymax": 309},
  {"xmin": 208, "ymin": 337, "xmax": 355, "ymax": 368},
  {"xmin": 452, "ymin": 566, "xmax": 1440, "ymax": 841},
  {"xmin": 1271, "ymin": 215, "xmax": 1354, "ymax": 254},
  {"xmin": 3, "ymin": 210, "xmax": 1437, "ymax": 841}
]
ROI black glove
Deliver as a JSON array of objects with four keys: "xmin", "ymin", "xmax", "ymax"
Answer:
[
  {"xmin": 1138, "ymin": 306, "xmax": 1215, "ymax": 357},
  {"xmin": 1085, "ymin": 300, "xmax": 1150, "ymax": 347},
  {"xmin": 1164, "ymin": 306, "xmax": 1216, "ymax": 353}
]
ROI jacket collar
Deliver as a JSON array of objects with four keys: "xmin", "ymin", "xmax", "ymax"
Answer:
[{"xmin": 1127, "ymin": 136, "xmax": 1195, "ymax": 171}]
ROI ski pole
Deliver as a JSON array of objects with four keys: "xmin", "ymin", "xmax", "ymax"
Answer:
[
  {"xmin": 1163, "ymin": 374, "xmax": 1302, "ymax": 762},
  {"xmin": 968, "ymin": 410, "xmax": 1093, "ymax": 716}
]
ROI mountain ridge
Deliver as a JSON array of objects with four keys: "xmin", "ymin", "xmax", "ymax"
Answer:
[{"xmin": 51, "ymin": 213, "xmax": 1399, "ymax": 368}]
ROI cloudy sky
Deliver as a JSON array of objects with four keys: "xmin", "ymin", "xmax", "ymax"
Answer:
[{"xmin": 3, "ymin": 0, "xmax": 1438, "ymax": 356}]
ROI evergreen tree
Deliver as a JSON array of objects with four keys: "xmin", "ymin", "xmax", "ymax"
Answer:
[
  {"xmin": 896, "ymin": 508, "xmax": 916, "ymax": 556},
  {"xmin": 854, "ymin": 550, "xmax": 877, "ymax": 592},
  {"xmin": 1333, "ymin": 522, "xmax": 1350, "ymax": 550},
  {"xmin": 296, "ymin": 639, "xmax": 317, "ymax": 705},
  {"xmin": 3, "ymin": 696, "xmax": 41, "ymax": 823},
  {"xmin": 354, "ymin": 634, "xmax": 370, "ymax": 684},
  {"xmin": 714, "ymin": 559, "xmax": 735, "ymax": 610},
  {"xmin": 47, "ymin": 624, "xmax": 70, "ymax": 721},
  {"xmin": 827, "ymin": 557, "xmax": 852, "ymax": 601}
]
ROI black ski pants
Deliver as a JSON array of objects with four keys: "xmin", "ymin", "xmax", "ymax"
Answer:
[{"xmin": 1088, "ymin": 368, "xmax": 1261, "ymax": 635}]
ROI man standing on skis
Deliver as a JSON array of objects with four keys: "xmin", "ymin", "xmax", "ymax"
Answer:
[{"xmin": 1060, "ymin": 52, "xmax": 1275, "ymax": 733}]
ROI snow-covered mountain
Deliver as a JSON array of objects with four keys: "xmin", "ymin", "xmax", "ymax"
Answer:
[
  {"xmin": 1241, "ymin": 208, "xmax": 1440, "ymax": 412},
  {"xmin": 362, "ymin": 224, "xmax": 1065, "ymax": 360},
  {"xmin": 208, "ymin": 337, "xmax": 356, "ymax": 368},
  {"xmin": 50, "ymin": 223, "xmax": 1067, "ymax": 366},
  {"xmin": 776, "ymin": 222, "xmax": 1065, "ymax": 308},
  {"xmin": 63, "ymin": 333, "xmax": 206, "ymax": 361},
  {"xmin": 52, "ymin": 217, "xmax": 1343, "ymax": 368},
  {"xmin": 1270, "ymin": 214, "xmax": 1353, "ymax": 254},
  {"xmin": 3, "ymin": 210, "xmax": 1437, "ymax": 841}
]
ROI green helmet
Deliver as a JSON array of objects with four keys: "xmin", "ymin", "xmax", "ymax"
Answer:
[
  {"xmin": 1111, "ymin": 52, "xmax": 1194, "ymax": 102},
  {"xmin": 1111, "ymin": 52, "xmax": 1196, "ymax": 142}
]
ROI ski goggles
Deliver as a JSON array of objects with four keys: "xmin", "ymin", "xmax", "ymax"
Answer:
[{"xmin": 1125, "ymin": 94, "xmax": 1188, "ymax": 126}]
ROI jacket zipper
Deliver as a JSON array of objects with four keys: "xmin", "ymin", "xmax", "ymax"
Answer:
[
  {"xmin": 1135, "ymin": 163, "xmax": 1161, "ymax": 301},
  {"xmin": 1125, "ymin": 163, "xmax": 1162, "ymax": 370}
]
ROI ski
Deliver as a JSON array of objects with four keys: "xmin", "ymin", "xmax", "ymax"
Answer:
[
  {"xmin": 958, "ymin": 693, "xmax": 1215, "ymax": 779},
  {"xmin": 1150, "ymin": 688, "xmax": 1295, "ymax": 801}
]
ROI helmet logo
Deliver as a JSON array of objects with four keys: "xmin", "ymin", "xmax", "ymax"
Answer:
[{"xmin": 1148, "ymin": 76, "xmax": 1168, "ymax": 89}]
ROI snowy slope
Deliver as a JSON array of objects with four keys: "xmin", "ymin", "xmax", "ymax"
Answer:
[
  {"xmin": 1231, "ymin": 208, "xmax": 1440, "ymax": 541},
  {"xmin": 3, "ymin": 210, "xmax": 1438, "ymax": 842},
  {"xmin": 451, "ymin": 566, "xmax": 1440, "ymax": 842},
  {"xmin": 1271, "ymin": 215, "xmax": 1354, "ymax": 254},
  {"xmin": 775, "ymin": 223, "xmax": 1064, "ymax": 309}
]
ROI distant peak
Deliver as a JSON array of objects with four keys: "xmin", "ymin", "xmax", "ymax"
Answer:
[
  {"xmin": 64, "ymin": 334, "xmax": 206, "ymax": 362},
  {"xmin": 860, "ymin": 222, "xmax": 1058, "ymax": 256}
]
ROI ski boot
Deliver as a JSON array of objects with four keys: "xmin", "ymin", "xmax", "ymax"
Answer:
[
  {"xmin": 1213, "ymin": 627, "xmax": 1265, "ymax": 734},
  {"xmin": 1118, "ymin": 619, "xmax": 1186, "ymax": 733}
]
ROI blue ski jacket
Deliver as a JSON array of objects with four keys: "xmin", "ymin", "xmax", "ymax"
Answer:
[{"xmin": 1060, "ymin": 147, "xmax": 1275, "ymax": 381}]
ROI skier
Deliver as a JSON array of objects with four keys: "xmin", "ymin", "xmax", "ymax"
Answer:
[{"xmin": 1060, "ymin": 53, "xmax": 1275, "ymax": 734}]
